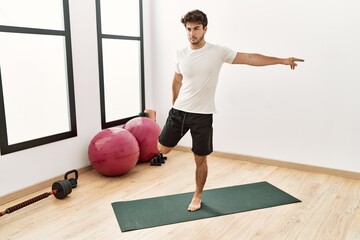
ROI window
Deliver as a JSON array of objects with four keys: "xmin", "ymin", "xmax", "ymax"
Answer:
[
  {"xmin": 0, "ymin": 0, "xmax": 77, "ymax": 155},
  {"xmin": 96, "ymin": 0, "xmax": 145, "ymax": 129}
]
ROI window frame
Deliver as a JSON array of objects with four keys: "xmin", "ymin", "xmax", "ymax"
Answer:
[
  {"xmin": 95, "ymin": 0, "xmax": 145, "ymax": 129},
  {"xmin": 0, "ymin": 0, "xmax": 77, "ymax": 155}
]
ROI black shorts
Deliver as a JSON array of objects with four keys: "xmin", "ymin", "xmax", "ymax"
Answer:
[{"xmin": 159, "ymin": 108, "xmax": 213, "ymax": 156}]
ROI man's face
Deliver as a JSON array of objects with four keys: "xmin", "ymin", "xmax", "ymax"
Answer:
[{"xmin": 185, "ymin": 22, "xmax": 207, "ymax": 46}]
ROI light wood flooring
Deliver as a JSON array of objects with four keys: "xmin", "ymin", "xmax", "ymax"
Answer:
[{"xmin": 1, "ymin": 150, "xmax": 360, "ymax": 240}]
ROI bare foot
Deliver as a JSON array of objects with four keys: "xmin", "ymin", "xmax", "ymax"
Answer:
[{"xmin": 188, "ymin": 196, "xmax": 202, "ymax": 212}]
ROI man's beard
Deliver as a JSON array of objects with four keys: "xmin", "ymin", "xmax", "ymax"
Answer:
[{"xmin": 190, "ymin": 34, "xmax": 205, "ymax": 46}]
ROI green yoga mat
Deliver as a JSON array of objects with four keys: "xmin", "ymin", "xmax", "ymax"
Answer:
[{"xmin": 112, "ymin": 181, "xmax": 301, "ymax": 232}]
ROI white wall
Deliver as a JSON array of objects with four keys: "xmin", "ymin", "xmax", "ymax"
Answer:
[{"xmin": 150, "ymin": 0, "xmax": 360, "ymax": 171}]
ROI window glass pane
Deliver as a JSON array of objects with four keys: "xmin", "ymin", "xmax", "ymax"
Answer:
[
  {"xmin": 100, "ymin": 0, "xmax": 139, "ymax": 36},
  {"xmin": 0, "ymin": 0, "xmax": 64, "ymax": 30},
  {"xmin": 102, "ymin": 39, "xmax": 141, "ymax": 122},
  {"xmin": 0, "ymin": 32, "xmax": 70, "ymax": 144}
]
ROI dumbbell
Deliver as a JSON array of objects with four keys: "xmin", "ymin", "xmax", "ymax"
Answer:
[
  {"xmin": 52, "ymin": 169, "xmax": 78, "ymax": 199},
  {"xmin": 1, "ymin": 169, "xmax": 78, "ymax": 217},
  {"xmin": 150, "ymin": 152, "xmax": 167, "ymax": 166}
]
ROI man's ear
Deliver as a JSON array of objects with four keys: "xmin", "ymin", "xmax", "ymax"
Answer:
[{"xmin": 204, "ymin": 26, "xmax": 208, "ymax": 32}]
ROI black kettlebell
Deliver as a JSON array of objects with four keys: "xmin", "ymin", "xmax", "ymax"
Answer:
[
  {"xmin": 51, "ymin": 169, "xmax": 78, "ymax": 199},
  {"xmin": 65, "ymin": 169, "xmax": 78, "ymax": 189}
]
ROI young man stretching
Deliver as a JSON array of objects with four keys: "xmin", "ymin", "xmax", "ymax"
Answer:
[{"xmin": 157, "ymin": 9, "xmax": 304, "ymax": 212}]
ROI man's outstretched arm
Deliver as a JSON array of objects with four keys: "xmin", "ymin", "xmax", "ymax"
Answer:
[{"xmin": 232, "ymin": 52, "xmax": 304, "ymax": 70}]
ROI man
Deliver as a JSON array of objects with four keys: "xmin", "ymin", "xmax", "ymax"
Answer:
[{"xmin": 157, "ymin": 9, "xmax": 304, "ymax": 212}]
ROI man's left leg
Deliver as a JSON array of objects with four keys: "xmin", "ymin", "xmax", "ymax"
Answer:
[
  {"xmin": 187, "ymin": 112, "xmax": 213, "ymax": 212},
  {"xmin": 188, "ymin": 154, "xmax": 208, "ymax": 212}
]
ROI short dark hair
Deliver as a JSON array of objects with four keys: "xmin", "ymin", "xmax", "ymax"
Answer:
[{"xmin": 181, "ymin": 10, "xmax": 208, "ymax": 28}]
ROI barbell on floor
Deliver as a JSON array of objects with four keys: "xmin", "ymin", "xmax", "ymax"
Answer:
[{"xmin": 0, "ymin": 169, "xmax": 78, "ymax": 217}]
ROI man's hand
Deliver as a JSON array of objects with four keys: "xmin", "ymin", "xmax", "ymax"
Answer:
[{"xmin": 283, "ymin": 57, "xmax": 305, "ymax": 70}]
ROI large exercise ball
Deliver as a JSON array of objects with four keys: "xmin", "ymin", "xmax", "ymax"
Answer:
[
  {"xmin": 124, "ymin": 117, "xmax": 161, "ymax": 162},
  {"xmin": 88, "ymin": 127, "xmax": 139, "ymax": 176}
]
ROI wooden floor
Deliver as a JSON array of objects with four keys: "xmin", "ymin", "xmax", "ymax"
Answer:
[{"xmin": 1, "ymin": 150, "xmax": 360, "ymax": 240}]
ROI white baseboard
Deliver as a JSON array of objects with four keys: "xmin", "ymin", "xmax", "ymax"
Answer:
[{"xmin": 174, "ymin": 146, "xmax": 360, "ymax": 180}]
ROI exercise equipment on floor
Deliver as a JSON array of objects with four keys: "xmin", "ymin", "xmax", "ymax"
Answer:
[
  {"xmin": 112, "ymin": 182, "xmax": 301, "ymax": 232},
  {"xmin": 124, "ymin": 116, "xmax": 161, "ymax": 162},
  {"xmin": 88, "ymin": 110, "xmax": 167, "ymax": 176},
  {"xmin": 88, "ymin": 127, "xmax": 140, "ymax": 176},
  {"xmin": 0, "ymin": 169, "xmax": 78, "ymax": 217},
  {"xmin": 150, "ymin": 152, "xmax": 167, "ymax": 166}
]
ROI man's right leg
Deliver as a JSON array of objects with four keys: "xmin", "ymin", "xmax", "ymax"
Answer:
[
  {"xmin": 158, "ymin": 108, "xmax": 188, "ymax": 155},
  {"xmin": 157, "ymin": 142, "xmax": 173, "ymax": 154},
  {"xmin": 151, "ymin": 142, "xmax": 172, "ymax": 165}
]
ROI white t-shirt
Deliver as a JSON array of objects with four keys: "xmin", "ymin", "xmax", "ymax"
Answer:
[{"xmin": 173, "ymin": 42, "xmax": 236, "ymax": 114}]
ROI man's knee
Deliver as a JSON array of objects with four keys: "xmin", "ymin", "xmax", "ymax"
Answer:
[
  {"xmin": 158, "ymin": 142, "xmax": 172, "ymax": 154},
  {"xmin": 194, "ymin": 154, "xmax": 207, "ymax": 166}
]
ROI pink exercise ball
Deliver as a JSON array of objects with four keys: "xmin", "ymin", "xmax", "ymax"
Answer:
[
  {"xmin": 124, "ymin": 117, "xmax": 161, "ymax": 162},
  {"xmin": 88, "ymin": 127, "xmax": 139, "ymax": 176}
]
